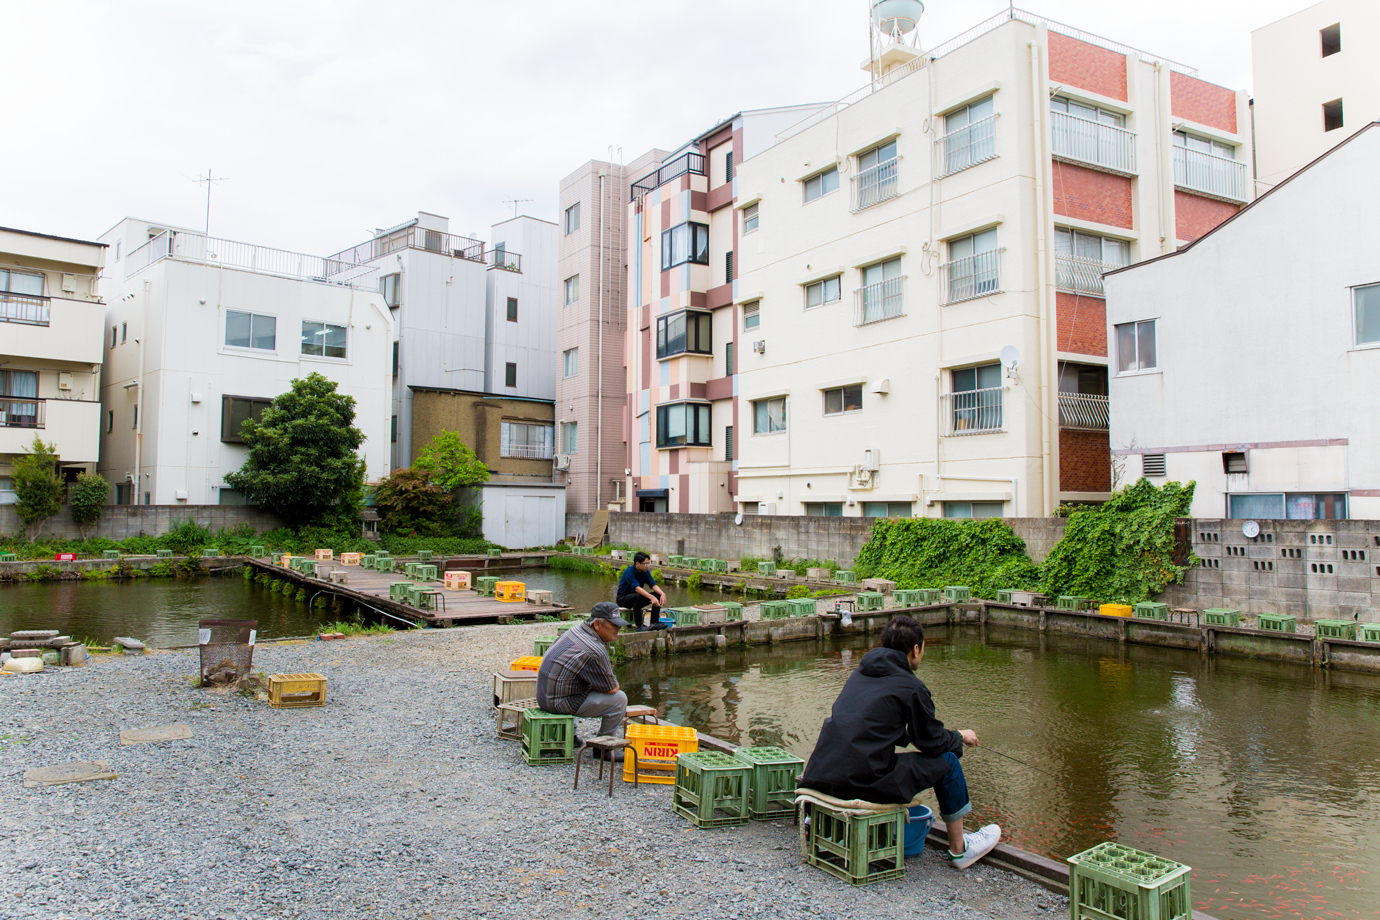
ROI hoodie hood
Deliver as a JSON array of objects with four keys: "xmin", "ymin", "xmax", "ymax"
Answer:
[{"xmin": 857, "ymin": 646, "xmax": 915, "ymax": 679}]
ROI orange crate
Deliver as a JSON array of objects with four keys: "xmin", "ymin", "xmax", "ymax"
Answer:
[
  {"xmin": 509, "ymin": 656, "xmax": 542, "ymax": 673},
  {"xmin": 495, "ymin": 581, "xmax": 526, "ymax": 602},
  {"xmin": 624, "ymin": 723, "xmax": 698, "ymax": 785},
  {"xmin": 340, "ymin": 552, "xmax": 361, "ymax": 566},
  {"xmin": 1099, "ymin": 604, "xmax": 1133, "ymax": 618},
  {"xmin": 444, "ymin": 571, "xmax": 472, "ymax": 590},
  {"xmin": 314, "ymin": 549, "xmax": 333, "ymax": 561},
  {"xmin": 267, "ymin": 673, "xmax": 327, "ymax": 708}
]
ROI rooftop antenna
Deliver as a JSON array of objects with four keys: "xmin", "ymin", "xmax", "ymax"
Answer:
[
  {"xmin": 185, "ymin": 168, "xmax": 230, "ymax": 237},
  {"xmin": 501, "ymin": 197, "xmax": 534, "ymax": 219}
]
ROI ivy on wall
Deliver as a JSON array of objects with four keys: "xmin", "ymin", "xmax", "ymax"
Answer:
[{"xmin": 853, "ymin": 518, "xmax": 1042, "ymax": 598}]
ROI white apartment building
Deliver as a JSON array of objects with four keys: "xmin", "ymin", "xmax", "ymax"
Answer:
[
  {"xmin": 483, "ymin": 216, "xmax": 559, "ymax": 399},
  {"xmin": 1252, "ymin": 0, "xmax": 1380, "ymax": 191},
  {"xmin": 1106, "ymin": 122, "xmax": 1380, "ymax": 520},
  {"xmin": 97, "ymin": 218, "xmax": 393, "ymax": 505},
  {"xmin": 732, "ymin": 9, "xmax": 1251, "ymax": 519},
  {"xmin": 0, "ymin": 227, "xmax": 106, "ymax": 503}
]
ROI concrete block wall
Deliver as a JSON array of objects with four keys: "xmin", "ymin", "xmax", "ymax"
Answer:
[{"xmin": 1, "ymin": 505, "xmax": 285, "ymax": 541}]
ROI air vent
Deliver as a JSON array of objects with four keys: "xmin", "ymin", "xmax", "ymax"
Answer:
[
  {"xmin": 1223, "ymin": 451, "xmax": 1248, "ymax": 474},
  {"xmin": 1142, "ymin": 454, "xmax": 1166, "ymax": 477}
]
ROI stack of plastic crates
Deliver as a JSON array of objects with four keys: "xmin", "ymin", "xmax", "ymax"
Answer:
[
  {"xmin": 672, "ymin": 752, "xmax": 750, "ymax": 828},
  {"xmin": 1066, "ymin": 842, "xmax": 1191, "ymax": 920},
  {"xmin": 733, "ymin": 746, "xmax": 804, "ymax": 819}
]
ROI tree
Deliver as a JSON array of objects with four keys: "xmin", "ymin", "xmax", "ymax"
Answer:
[
  {"xmin": 415, "ymin": 431, "xmax": 490, "ymax": 491},
  {"xmin": 69, "ymin": 472, "xmax": 111, "ymax": 539},
  {"xmin": 373, "ymin": 467, "xmax": 453, "ymax": 537},
  {"xmin": 12, "ymin": 437, "xmax": 64, "ymax": 541},
  {"xmin": 224, "ymin": 373, "xmax": 367, "ymax": 528}
]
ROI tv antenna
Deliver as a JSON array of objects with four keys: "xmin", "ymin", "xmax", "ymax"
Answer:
[
  {"xmin": 501, "ymin": 197, "xmax": 534, "ymax": 218},
  {"xmin": 185, "ymin": 168, "xmax": 230, "ymax": 237}
]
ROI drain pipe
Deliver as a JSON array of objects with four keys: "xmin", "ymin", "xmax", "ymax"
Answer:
[
  {"xmin": 596, "ymin": 161, "xmax": 607, "ymax": 509},
  {"xmin": 1030, "ymin": 39, "xmax": 1054, "ymax": 517}
]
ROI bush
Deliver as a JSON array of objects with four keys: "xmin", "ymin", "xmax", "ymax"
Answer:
[
  {"xmin": 69, "ymin": 473, "xmax": 110, "ymax": 538},
  {"xmin": 853, "ymin": 518, "xmax": 1042, "ymax": 599},
  {"xmin": 163, "ymin": 520, "xmax": 213, "ymax": 555}
]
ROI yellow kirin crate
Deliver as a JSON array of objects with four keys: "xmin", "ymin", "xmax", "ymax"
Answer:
[
  {"xmin": 340, "ymin": 552, "xmax": 361, "ymax": 566},
  {"xmin": 1099, "ymin": 604, "xmax": 1133, "ymax": 618},
  {"xmin": 444, "ymin": 571, "xmax": 472, "ymax": 590},
  {"xmin": 624, "ymin": 723, "xmax": 698, "ymax": 785},
  {"xmin": 314, "ymin": 549, "xmax": 333, "ymax": 561},
  {"xmin": 267, "ymin": 673, "xmax": 328, "ymax": 708},
  {"xmin": 495, "ymin": 581, "xmax": 526, "ymax": 603},
  {"xmin": 509, "ymin": 656, "xmax": 543, "ymax": 673}
]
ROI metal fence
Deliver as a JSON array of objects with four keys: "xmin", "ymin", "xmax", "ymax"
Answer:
[
  {"xmin": 0, "ymin": 292, "xmax": 50, "ymax": 326},
  {"xmin": 1051, "ymin": 111, "xmax": 1137, "ymax": 175},
  {"xmin": 1054, "ymin": 255, "xmax": 1117, "ymax": 296},
  {"xmin": 941, "ymin": 387, "xmax": 1004, "ymax": 435},
  {"xmin": 851, "ymin": 157, "xmax": 900, "ymax": 211},
  {"xmin": 125, "ymin": 229, "xmax": 379, "ymax": 289},
  {"xmin": 485, "ymin": 249, "xmax": 523, "ymax": 273},
  {"xmin": 1173, "ymin": 146, "xmax": 1250, "ymax": 203},
  {"xmin": 935, "ymin": 115, "xmax": 998, "ymax": 176},
  {"xmin": 853, "ymin": 276, "xmax": 905, "ymax": 326},
  {"xmin": 630, "ymin": 152, "xmax": 706, "ymax": 199},
  {"xmin": 328, "ymin": 226, "xmax": 486, "ymax": 266},
  {"xmin": 0, "ymin": 398, "xmax": 45, "ymax": 429},
  {"xmin": 1058, "ymin": 392, "xmax": 1110, "ymax": 430},
  {"xmin": 940, "ymin": 250, "xmax": 1003, "ymax": 305}
]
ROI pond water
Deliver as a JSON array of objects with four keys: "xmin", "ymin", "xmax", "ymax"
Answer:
[
  {"xmin": 619, "ymin": 626, "xmax": 1380, "ymax": 920},
  {"xmin": 0, "ymin": 567, "xmax": 736, "ymax": 648}
]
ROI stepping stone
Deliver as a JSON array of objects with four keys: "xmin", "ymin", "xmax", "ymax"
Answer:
[
  {"xmin": 120, "ymin": 723, "xmax": 192, "ymax": 745},
  {"xmin": 10, "ymin": 630, "xmax": 60, "ymax": 640},
  {"xmin": 112, "ymin": 637, "xmax": 146, "ymax": 651},
  {"xmin": 23, "ymin": 761, "xmax": 118, "ymax": 788}
]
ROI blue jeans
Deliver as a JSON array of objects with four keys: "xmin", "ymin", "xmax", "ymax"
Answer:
[{"xmin": 933, "ymin": 752, "xmax": 972, "ymax": 823}]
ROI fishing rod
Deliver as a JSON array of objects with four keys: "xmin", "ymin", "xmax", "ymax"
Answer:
[{"xmin": 982, "ymin": 745, "xmax": 1071, "ymax": 784}]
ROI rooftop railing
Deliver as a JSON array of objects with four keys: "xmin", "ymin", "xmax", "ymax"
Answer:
[
  {"xmin": 1051, "ymin": 111, "xmax": 1137, "ymax": 175},
  {"xmin": 1173, "ymin": 146, "xmax": 1250, "ymax": 203},
  {"xmin": 485, "ymin": 249, "xmax": 522, "ymax": 273},
  {"xmin": 328, "ymin": 226, "xmax": 486, "ymax": 266},
  {"xmin": 126, "ymin": 230, "xmax": 379, "ymax": 289},
  {"xmin": 0, "ymin": 292, "xmax": 51, "ymax": 326},
  {"xmin": 1059, "ymin": 392, "xmax": 1110, "ymax": 431},
  {"xmin": 630, "ymin": 152, "xmax": 706, "ymax": 200}
]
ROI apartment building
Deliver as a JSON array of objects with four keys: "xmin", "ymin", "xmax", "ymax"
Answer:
[
  {"xmin": 97, "ymin": 218, "xmax": 393, "ymax": 505},
  {"xmin": 623, "ymin": 106, "xmax": 830, "ymax": 515},
  {"xmin": 732, "ymin": 9, "xmax": 1251, "ymax": 520},
  {"xmin": 556, "ymin": 151, "xmax": 668, "ymax": 514},
  {"xmin": 0, "ymin": 227, "xmax": 106, "ymax": 503},
  {"xmin": 1106, "ymin": 122, "xmax": 1380, "ymax": 520},
  {"xmin": 1253, "ymin": 0, "xmax": 1379, "ymax": 191}
]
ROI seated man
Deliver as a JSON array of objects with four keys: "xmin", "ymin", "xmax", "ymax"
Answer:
[
  {"xmin": 616, "ymin": 552, "xmax": 668, "ymax": 631},
  {"xmin": 536, "ymin": 601, "xmax": 629, "ymax": 758},
  {"xmin": 799, "ymin": 615, "xmax": 1001, "ymax": 870}
]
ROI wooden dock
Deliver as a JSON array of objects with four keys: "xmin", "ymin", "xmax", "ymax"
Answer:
[{"xmin": 244, "ymin": 557, "xmax": 572, "ymax": 628}]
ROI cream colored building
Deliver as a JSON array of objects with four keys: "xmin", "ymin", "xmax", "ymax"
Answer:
[
  {"xmin": 1252, "ymin": 0, "xmax": 1380, "ymax": 191},
  {"xmin": 733, "ymin": 10, "xmax": 1251, "ymax": 519},
  {"xmin": 0, "ymin": 227, "xmax": 106, "ymax": 503}
]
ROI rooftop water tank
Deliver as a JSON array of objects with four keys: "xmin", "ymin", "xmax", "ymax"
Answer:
[{"xmin": 872, "ymin": 0, "xmax": 924, "ymax": 35}]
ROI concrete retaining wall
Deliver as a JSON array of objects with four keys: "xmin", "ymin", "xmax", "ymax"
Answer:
[{"xmin": 1, "ymin": 505, "xmax": 285, "ymax": 541}]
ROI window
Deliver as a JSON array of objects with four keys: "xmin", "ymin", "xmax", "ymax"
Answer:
[
  {"xmin": 1051, "ymin": 96, "xmax": 1123, "ymax": 126},
  {"xmin": 565, "ymin": 202, "xmax": 580, "ymax": 235},
  {"xmin": 506, "ymin": 297, "xmax": 518, "ymax": 322},
  {"xmin": 220, "ymin": 395, "xmax": 272, "ymax": 443},
  {"xmin": 1055, "ymin": 228, "xmax": 1128, "ymax": 294},
  {"xmin": 725, "ymin": 251, "xmax": 733, "ymax": 284},
  {"xmin": 805, "ymin": 502, "xmax": 844, "ymax": 517},
  {"xmin": 218, "ymin": 488, "xmax": 247, "ymax": 506},
  {"xmin": 803, "ymin": 167, "xmax": 839, "ymax": 203},
  {"xmin": 725, "ymin": 150, "xmax": 734, "ymax": 181},
  {"xmin": 823, "ymin": 384, "xmax": 862, "ymax": 416},
  {"xmin": 741, "ymin": 501, "xmax": 759, "ymax": 514},
  {"xmin": 564, "ymin": 275, "xmax": 579, "ymax": 305},
  {"xmin": 111, "ymin": 326, "xmax": 117, "ymax": 347},
  {"xmin": 391, "ymin": 415, "xmax": 398, "ymax": 443},
  {"xmin": 501, "ymin": 421, "xmax": 555, "ymax": 459},
  {"xmin": 863, "ymin": 502, "xmax": 912, "ymax": 518},
  {"xmin": 656, "ymin": 402, "xmax": 711, "ymax": 448},
  {"xmin": 115, "ymin": 242, "xmax": 121, "ymax": 261},
  {"xmin": 225, "ymin": 311, "xmax": 276, "ymax": 351},
  {"xmin": 133, "ymin": 406, "xmax": 138, "ymax": 429},
  {"xmin": 1050, "ymin": 97, "xmax": 1132, "ymax": 173},
  {"xmin": 1355, "ymin": 283, "xmax": 1380, "ymax": 346},
  {"xmin": 941, "ymin": 95, "xmax": 996, "ymax": 174},
  {"xmin": 805, "ymin": 275, "xmax": 841, "ymax": 309},
  {"xmin": 944, "ymin": 501, "xmax": 1004, "ymax": 519},
  {"xmin": 1323, "ymin": 98, "xmax": 1344, "ymax": 132},
  {"xmin": 743, "ymin": 301, "xmax": 760, "ymax": 330},
  {"xmin": 1172, "ymin": 131, "xmax": 1235, "ymax": 160},
  {"xmin": 725, "ymin": 425, "xmax": 734, "ymax": 461},
  {"xmin": 1115, "ymin": 320, "xmax": 1157, "ymax": 372},
  {"xmin": 392, "ymin": 341, "xmax": 399, "ymax": 375},
  {"xmin": 504, "ymin": 362, "xmax": 517, "ymax": 388},
  {"xmin": 121, "ymin": 322, "xmax": 127, "ymax": 344},
  {"xmin": 561, "ymin": 421, "xmax": 578, "ymax": 454},
  {"xmin": 726, "ymin": 341, "xmax": 734, "ymax": 376},
  {"xmin": 950, "ymin": 363, "xmax": 1002, "ymax": 432},
  {"xmin": 855, "ymin": 140, "xmax": 899, "ymax": 210},
  {"xmin": 300, "ymin": 321, "xmax": 347, "ymax": 358},
  {"xmin": 107, "ymin": 410, "xmax": 113, "ymax": 433},
  {"xmin": 1321, "ymin": 23, "xmax": 1341, "ymax": 57},
  {"xmin": 563, "ymin": 347, "xmax": 578, "ymax": 378},
  {"xmin": 742, "ymin": 203, "xmax": 759, "ymax": 234},
  {"xmin": 0, "ymin": 269, "xmax": 43, "ymax": 295},
  {"xmin": 1229, "ymin": 493, "xmax": 1347, "ymax": 520},
  {"xmin": 660, "ymin": 222, "xmax": 710, "ymax": 269},
  {"xmin": 752, "ymin": 396, "xmax": 786, "ymax": 434},
  {"xmin": 379, "ymin": 273, "xmax": 401, "ymax": 308},
  {"xmin": 0, "ymin": 370, "xmax": 39, "ymax": 428},
  {"xmin": 655, "ymin": 310, "xmax": 712, "ymax": 359},
  {"xmin": 946, "ymin": 230, "xmax": 999, "ymax": 303},
  {"xmin": 859, "ymin": 257, "xmax": 904, "ymax": 323}
]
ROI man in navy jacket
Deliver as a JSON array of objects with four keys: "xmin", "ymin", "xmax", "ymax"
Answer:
[
  {"xmin": 800, "ymin": 615, "xmax": 1001, "ymax": 870},
  {"xmin": 616, "ymin": 552, "xmax": 668, "ymax": 630}
]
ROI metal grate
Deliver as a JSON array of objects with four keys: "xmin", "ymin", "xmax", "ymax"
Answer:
[
  {"xmin": 940, "ymin": 387, "xmax": 1004, "ymax": 435},
  {"xmin": 1142, "ymin": 454, "xmax": 1167, "ymax": 477},
  {"xmin": 940, "ymin": 250, "xmax": 1003, "ymax": 305}
]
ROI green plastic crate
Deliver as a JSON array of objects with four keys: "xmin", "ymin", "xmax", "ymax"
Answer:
[
  {"xmin": 1133, "ymin": 602, "xmax": 1170, "ymax": 621},
  {"xmin": 733, "ymin": 746, "xmax": 804, "ymax": 819},
  {"xmin": 682, "ymin": 557, "xmax": 700, "ymax": 570},
  {"xmin": 719, "ymin": 601, "xmax": 744, "ymax": 622},
  {"xmin": 157, "ymin": 549, "xmax": 173, "ymax": 558},
  {"xmin": 802, "ymin": 799, "xmax": 905, "ymax": 886},
  {"xmin": 1067, "ymin": 842, "xmax": 1191, "ymax": 920},
  {"xmin": 1202, "ymin": 608, "xmax": 1240, "ymax": 627},
  {"xmin": 0, "ymin": 552, "xmax": 17, "ymax": 562},
  {"xmin": 102, "ymin": 550, "xmax": 121, "ymax": 560},
  {"xmin": 521, "ymin": 710, "xmax": 575, "ymax": 765},
  {"xmin": 855, "ymin": 592, "xmax": 885, "ymax": 612},
  {"xmin": 995, "ymin": 589, "xmax": 1013, "ymax": 604},
  {"xmin": 834, "ymin": 570, "xmax": 857, "ymax": 584},
  {"xmin": 361, "ymin": 554, "xmax": 376, "ymax": 568},
  {"xmin": 785, "ymin": 598, "xmax": 816, "ymax": 617},
  {"xmin": 487, "ymin": 548, "xmax": 502, "ymax": 558},
  {"xmin": 701, "ymin": 558, "xmax": 727, "ymax": 573},
  {"xmin": 555, "ymin": 622, "xmax": 578, "ymax": 635},
  {"xmin": 670, "ymin": 607, "xmax": 701, "ymax": 627},
  {"xmin": 1257, "ymin": 612, "xmax": 1296, "ymax": 633},
  {"xmin": 1315, "ymin": 618, "xmax": 1358, "ymax": 640},
  {"xmin": 417, "ymin": 550, "xmax": 434, "ymax": 562},
  {"xmin": 943, "ymin": 586, "xmax": 971, "ymax": 603},
  {"xmin": 475, "ymin": 575, "xmax": 500, "ymax": 596},
  {"xmin": 416, "ymin": 564, "xmax": 438, "ymax": 581},
  {"xmin": 388, "ymin": 581, "xmax": 412, "ymax": 602},
  {"xmin": 407, "ymin": 585, "xmax": 438, "ymax": 611},
  {"xmin": 533, "ymin": 635, "xmax": 557, "ymax": 656},
  {"xmin": 667, "ymin": 554, "xmax": 683, "ymax": 566},
  {"xmin": 916, "ymin": 588, "xmax": 942, "ymax": 605},
  {"xmin": 1056, "ymin": 595, "xmax": 1090, "ymax": 611},
  {"xmin": 757, "ymin": 561, "xmax": 777, "ymax": 576},
  {"xmin": 250, "ymin": 545, "xmax": 266, "ymax": 558},
  {"xmin": 1360, "ymin": 624, "xmax": 1380, "ymax": 643},
  {"xmin": 203, "ymin": 548, "xmax": 220, "ymax": 557},
  {"xmin": 271, "ymin": 552, "xmax": 285, "ymax": 564},
  {"xmin": 759, "ymin": 600, "xmax": 791, "ymax": 620},
  {"xmin": 893, "ymin": 589, "xmax": 923, "ymax": 608},
  {"xmin": 673, "ymin": 752, "xmax": 751, "ymax": 828}
]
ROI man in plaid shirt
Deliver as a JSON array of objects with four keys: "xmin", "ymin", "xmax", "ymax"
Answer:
[{"xmin": 536, "ymin": 602, "xmax": 629, "ymax": 753}]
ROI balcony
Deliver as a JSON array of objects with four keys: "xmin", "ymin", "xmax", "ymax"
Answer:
[
  {"xmin": 630, "ymin": 152, "xmax": 706, "ymax": 200},
  {"xmin": 1055, "ymin": 255, "xmax": 1121, "ymax": 296},
  {"xmin": 1173, "ymin": 146, "xmax": 1250, "ymax": 203},
  {"xmin": 941, "ymin": 387, "xmax": 1004, "ymax": 435},
  {"xmin": 0, "ymin": 397, "xmax": 44, "ymax": 429},
  {"xmin": 851, "ymin": 157, "xmax": 899, "ymax": 211},
  {"xmin": 0, "ymin": 397, "xmax": 99, "ymax": 462},
  {"xmin": 0, "ymin": 292, "xmax": 50, "ymax": 326},
  {"xmin": 934, "ymin": 116, "xmax": 997, "ymax": 177},
  {"xmin": 126, "ymin": 230, "xmax": 380, "ymax": 290},
  {"xmin": 940, "ymin": 249, "xmax": 1003, "ymax": 305},
  {"xmin": 853, "ymin": 276, "xmax": 905, "ymax": 326},
  {"xmin": 485, "ymin": 249, "xmax": 522, "ymax": 273},
  {"xmin": 1051, "ymin": 110, "xmax": 1137, "ymax": 175},
  {"xmin": 1058, "ymin": 392, "xmax": 1110, "ymax": 430},
  {"xmin": 329, "ymin": 226, "xmax": 486, "ymax": 265}
]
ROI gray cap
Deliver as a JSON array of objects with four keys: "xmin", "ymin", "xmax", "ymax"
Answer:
[{"xmin": 588, "ymin": 601, "xmax": 629, "ymax": 628}]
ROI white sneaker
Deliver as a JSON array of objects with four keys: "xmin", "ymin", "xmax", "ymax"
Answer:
[{"xmin": 947, "ymin": 824, "xmax": 1001, "ymax": 870}]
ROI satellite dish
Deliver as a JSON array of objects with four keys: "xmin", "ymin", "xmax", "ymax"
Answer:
[
  {"xmin": 734, "ymin": 513, "xmax": 744, "ymax": 526},
  {"xmin": 1242, "ymin": 520, "xmax": 1261, "ymax": 539},
  {"xmin": 999, "ymin": 345, "xmax": 1022, "ymax": 371}
]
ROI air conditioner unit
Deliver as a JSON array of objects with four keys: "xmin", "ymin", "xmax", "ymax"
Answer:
[
  {"xmin": 554, "ymin": 454, "xmax": 571, "ymax": 471},
  {"xmin": 760, "ymin": 502, "xmax": 776, "ymax": 515},
  {"xmin": 862, "ymin": 448, "xmax": 881, "ymax": 471},
  {"xmin": 752, "ymin": 340, "xmax": 766, "ymax": 354}
]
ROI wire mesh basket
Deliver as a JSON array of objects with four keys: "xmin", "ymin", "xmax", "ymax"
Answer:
[{"xmin": 198, "ymin": 619, "xmax": 257, "ymax": 686}]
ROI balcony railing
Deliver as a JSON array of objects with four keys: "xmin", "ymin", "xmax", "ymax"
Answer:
[
  {"xmin": 0, "ymin": 292, "xmax": 50, "ymax": 326},
  {"xmin": 630, "ymin": 152, "xmax": 706, "ymax": 200},
  {"xmin": 127, "ymin": 230, "xmax": 380, "ymax": 289},
  {"xmin": 1051, "ymin": 110, "xmax": 1137, "ymax": 175},
  {"xmin": 940, "ymin": 249, "xmax": 1003, "ymax": 305},
  {"xmin": 0, "ymin": 398, "xmax": 45, "ymax": 429},
  {"xmin": 851, "ymin": 157, "xmax": 900, "ymax": 211},
  {"xmin": 485, "ymin": 249, "xmax": 522, "ymax": 273},
  {"xmin": 941, "ymin": 387, "xmax": 1004, "ymax": 435},
  {"xmin": 935, "ymin": 115, "xmax": 998, "ymax": 177},
  {"xmin": 503, "ymin": 444, "xmax": 553, "ymax": 460},
  {"xmin": 1058, "ymin": 392, "xmax": 1110, "ymax": 430},
  {"xmin": 1055, "ymin": 255, "xmax": 1122, "ymax": 296},
  {"xmin": 853, "ymin": 276, "xmax": 905, "ymax": 326},
  {"xmin": 1173, "ymin": 146, "xmax": 1249, "ymax": 203},
  {"xmin": 329, "ymin": 226, "xmax": 486, "ymax": 266}
]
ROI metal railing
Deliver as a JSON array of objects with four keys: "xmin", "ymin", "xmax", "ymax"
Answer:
[
  {"xmin": 853, "ymin": 276, "xmax": 905, "ymax": 326},
  {"xmin": 503, "ymin": 443, "xmax": 553, "ymax": 460},
  {"xmin": 1058, "ymin": 392, "xmax": 1110, "ymax": 430},
  {"xmin": 941, "ymin": 387, "xmax": 1004, "ymax": 435},
  {"xmin": 940, "ymin": 249, "xmax": 1003, "ymax": 305},
  {"xmin": 329, "ymin": 226, "xmax": 486, "ymax": 265},
  {"xmin": 1054, "ymin": 255, "xmax": 1121, "ymax": 296},
  {"xmin": 0, "ymin": 398, "xmax": 45, "ymax": 429},
  {"xmin": 851, "ymin": 157, "xmax": 900, "ymax": 211},
  {"xmin": 935, "ymin": 115, "xmax": 998, "ymax": 176},
  {"xmin": 485, "ymin": 249, "xmax": 522, "ymax": 273},
  {"xmin": 1173, "ymin": 146, "xmax": 1250, "ymax": 203},
  {"xmin": 126, "ymin": 230, "xmax": 379, "ymax": 289},
  {"xmin": 1051, "ymin": 111, "xmax": 1137, "ymax": 175},
  {"xmin": 630, "ymin": 152, "xmax": 706, "ymax": 199},
  {"xmin": 0, "ymin": 292, "xmax": 51, "ymax": 326}
]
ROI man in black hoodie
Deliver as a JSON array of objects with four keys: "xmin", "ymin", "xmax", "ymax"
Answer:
[{"xmin": 800, "ymin": 615, "xmax": 1001, "ymax": 870}]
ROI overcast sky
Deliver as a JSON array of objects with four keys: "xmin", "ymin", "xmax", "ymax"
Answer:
[{"xmin": 10, "ymin": 0, "xmax": 1309, "ymax": 257}]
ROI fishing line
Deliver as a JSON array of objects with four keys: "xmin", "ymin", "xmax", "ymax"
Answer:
[{"xmin": 983, "ymin": 745, "xmax": 1071, "ymax": 785}]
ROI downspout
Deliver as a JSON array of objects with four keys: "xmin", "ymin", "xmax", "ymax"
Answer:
[
  {"xmin": 1030, "ymin": 40, "xmax": 1054, "ymax": 516},
  {"xmin": 134, "ymin": 279, "xmax": 149, "ymax": 505},
  {"xmin": 1154, "ymin": 62, "xmax": 1168, "ymax": 254},
  {"xmin": 596, "ymin": 165, "xmax": 606, "ymax": 510}
]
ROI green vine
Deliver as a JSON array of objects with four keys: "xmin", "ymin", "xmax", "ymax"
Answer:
[{"xmin": 854, "ymin": 518, "xmax": 1041, "ymax": 598}]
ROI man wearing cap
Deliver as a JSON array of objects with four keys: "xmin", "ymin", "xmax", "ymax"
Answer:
[{"xmin": 536, "ymin": 601, "xmax": 629, "ymax": 756}]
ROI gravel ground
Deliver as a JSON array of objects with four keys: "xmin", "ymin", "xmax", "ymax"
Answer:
[{"xmin": 1, "ymin": 622, "xmax": 1066, "ymax": 920}]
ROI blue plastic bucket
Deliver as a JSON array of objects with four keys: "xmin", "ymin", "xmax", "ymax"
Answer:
[{"xmin": 903, "ymin": 804, "xmax": 934, "ymax": 856}]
